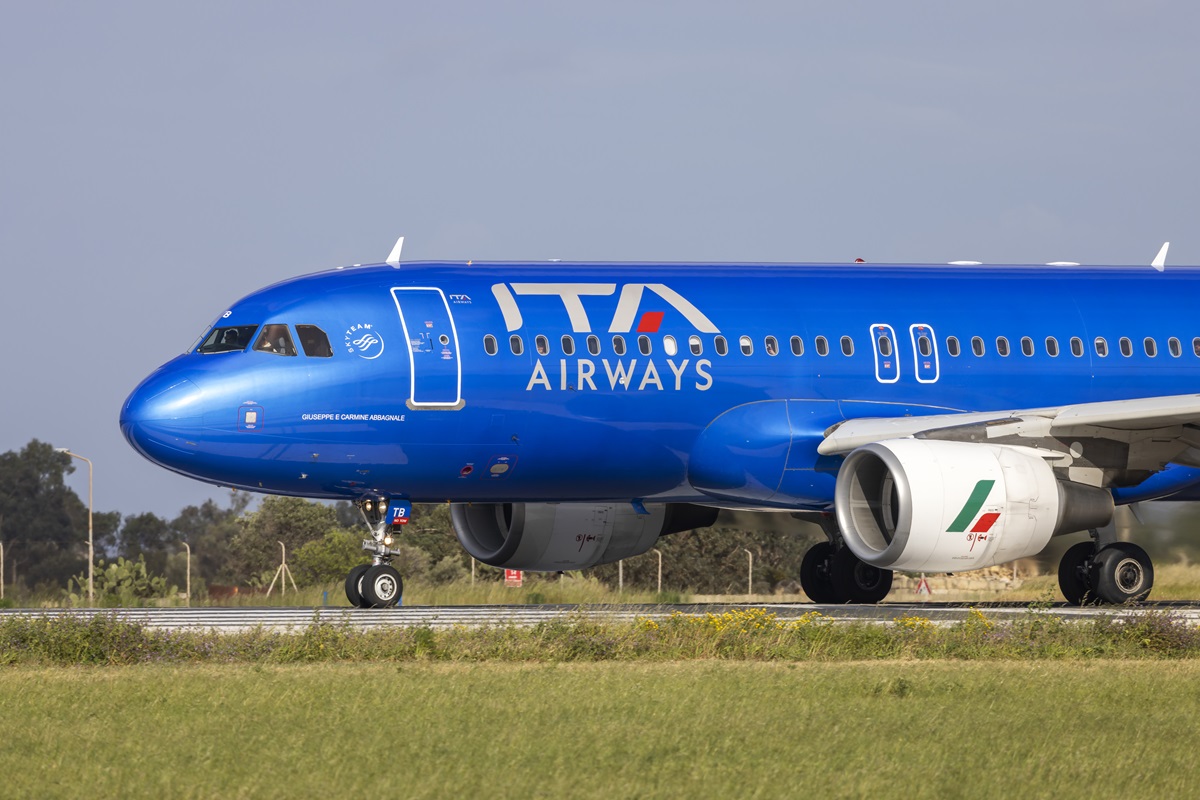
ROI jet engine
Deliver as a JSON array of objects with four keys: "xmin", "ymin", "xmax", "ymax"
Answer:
[
  {"xmin": 834, "ymin": 439, "xmax": 1113, "ymax": 572},
  {"xmin": 450, "ymin": 502, "xmax": 719, "ymax": 571}
]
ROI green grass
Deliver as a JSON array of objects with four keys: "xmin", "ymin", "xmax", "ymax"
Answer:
[
  {"xmin": 4, "ymin": 607, "xmax": 1200, "ymax": 665},
  {"xmin": 1, "ymin": 661, "xmax": 1198, "ymax": 799}
]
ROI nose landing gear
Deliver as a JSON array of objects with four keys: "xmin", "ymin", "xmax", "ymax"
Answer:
[{"xmin": 345, "ymin": 495, "xmax": 406, "ymax": 608}]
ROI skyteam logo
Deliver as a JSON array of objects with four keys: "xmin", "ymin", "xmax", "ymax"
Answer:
[
  {"xmin": 344, "ymin": 323, "xmax": 385, "ymax": 360},
  {"xmin": 947, "ymin": 479, "xmax": 1001, "ymax": 550}
]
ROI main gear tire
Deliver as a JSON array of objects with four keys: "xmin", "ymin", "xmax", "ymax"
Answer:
[
  {"xmin": 1094, "ymin": 543, "xmax": 1153, "ymax": 604},
  {"xmin": 1057, "ymin": 541, "xmax": 1096, "ymax": 606},
  {"xmin": 830, "ymin": 546, "xmax": 893, "ymax": 604},
  {"xmin": 800, "ymin": 541, "xmax": 838, "ymax": 604}
]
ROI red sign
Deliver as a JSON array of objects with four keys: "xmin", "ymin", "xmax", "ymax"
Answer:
[{"xmin": 504, "ymin": 569, "xmax": 523, "ymax": 587}]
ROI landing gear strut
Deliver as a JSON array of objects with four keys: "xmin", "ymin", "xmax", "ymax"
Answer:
[
  {"xmin": 1057, "ymin": 530, "xmax": 1154, "ymax": 605},
  {"xmin": 345, "ymin": 495, "xmax": 405, "ymax": 608},
  {"xmin": 799, "ymin": 517, "xmax": 893, "ymax": 604}
]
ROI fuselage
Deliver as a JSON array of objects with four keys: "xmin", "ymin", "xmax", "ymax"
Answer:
[{"xmin": 120, "ymin": 260, "xmax": 1200, "ymax": 508}]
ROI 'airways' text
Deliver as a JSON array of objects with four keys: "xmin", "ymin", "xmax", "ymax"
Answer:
[{"xmin": 525, "ymin": 358, "xmax": 713, "ymax": 392}]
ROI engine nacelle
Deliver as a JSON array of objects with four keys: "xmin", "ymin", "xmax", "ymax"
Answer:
[
  {"xmin": 834, "ymin": 439, "xmax": 1113, "ymax": 572},
  {"xmin": 450, "ymin": 502, "xmax": 719, "ymax": 571}
]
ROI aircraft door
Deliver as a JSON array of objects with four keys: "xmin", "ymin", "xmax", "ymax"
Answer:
[
  {"xmin": 870, "ymin": 323, "xmax": 900, "ymax": 384},
  {"xmin": 391, "ymin": 288, "xmax": 463, "ymax": 409},
  {"xmin": 909, "ymin": 323, "xmax": 939, "ymax": 383}
]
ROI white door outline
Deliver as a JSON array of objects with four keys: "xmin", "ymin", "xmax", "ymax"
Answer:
[
  {"xmin": 869, "ymin": 323, "xmax": 900, "ymax": 384},
  {"xmin": 391, "ymin": 287, "xmax": 464, "ymax": 409},
  {"xmin": 909, "ymin": 323, "xmax": 940, "ymax": 384}
]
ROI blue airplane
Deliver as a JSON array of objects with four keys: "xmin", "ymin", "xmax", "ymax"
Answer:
[{"xmin": 121, "ymin": 238, "xmax": 1200, "ymax": 607}]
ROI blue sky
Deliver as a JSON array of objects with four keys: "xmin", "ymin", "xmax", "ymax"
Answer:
[{"xmin": 2, "ymin": 2, "xmax": 1198, "ymax": 519}]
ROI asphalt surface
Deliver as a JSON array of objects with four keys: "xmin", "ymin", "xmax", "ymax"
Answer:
[{"xmin": 2, "ymin": 601, "xmax": 1198, "ymax": 632}]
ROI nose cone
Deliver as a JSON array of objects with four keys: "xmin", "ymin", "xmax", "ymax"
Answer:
[{"xmin": 120, "ymin": 369, "xmax": 205, "ymax": 467}]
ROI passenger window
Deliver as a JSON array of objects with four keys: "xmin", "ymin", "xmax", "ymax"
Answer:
[
  {"xmin": 689, "ymin": 335, "xmax": 703, "ymax": 356},
  {"xmin": 587, "ymin": 335, "xmax": 600, "ymax": 356},
  {"xmin": 561, "ymin": 335, "xmax": 575, "ymax": 356},
  {"xmin": 1119, "ymin": 337, "xmax": 1132, "ymax": 357},
  {"xmin": 664, "ymin": 335, "xmax": 678, "ymax": 356},
  {"xmin": 198, "ymin": 325, "xmax": 258, "ymax": 354},
  {"xmin": 996, "ymin": 337, "xmax": 1010, "ymax": 357},
  {"xmin": 1045, "ymin": 337, "xmax": 1059, "ymax": 357},
  {"xmin": 1070, "ymin": 337, "xmax": 1083, "ymax": 357},
  {"xmin": 971, "ymin": 337, "xmax": 985, "ymax": 357},
  {"xmin": 612, "ymin": 335, "xmax": 627, "ymax": 356},
  {"xmin": 1094, "ymin": 337, "xmax": 1108, "ymax": 357},
  {"xmin": 1169, "ymin": 337, "xmax": 1182, "ymax": 358},
  {"xmin": 946, "ymin": 336, "xmax": 960, "ymax": 357},
  {"xmin": 638, "ymin": 335, "xmax": 652, "ymax": 356},
  {"xmin": 740, "ymin": 335, "xmax": 754, "ymax": 356},
  {"xmin": 916, "ymin": 335, "xmax": 931, "ymax": 358},
  {"xmin": 254, "ymin": 324, "xmax": 297, "ymax": 356},
  {"xmin": 841, "ymin": 336, "xmax": 855, "ymax": 356},
  {"xmin": 815, "ymin": 336, "xmax": 829, "ymax": 356},
  {"xmin": 790, "ymin": 336, "xmax": 804, "ymax": 356},
  {"xmin": 1144, "ymin": 337, "xmax": 1157, "ymax": 358},
  {"xmin": 1194, "ymin": 337, "xmax": 1200, "ymax": 357},
  {"xmin": 535, "ymin": 335, "xmax": 550, "ymax": 356},
  {"xmin": 483, "ymin": 334, "xmax": 498, "ymax": 356},
  {"xmin": 1020, "ymin": 337, "xmax": 1034, "ymax": 357},
  {"xmin": 296, "ymin": 325, "xmax": 332, "ymax": 357},
  {"xmin": 765, "ymin": 336, "xmax": 779, "ymax": 356},
  {"xmin": 715, "ymin": 336, "xmax": 728, "ymax": 356},
  {"xmin": 510, "ymin": 335, "xmax": 523, "ymax": 355}
]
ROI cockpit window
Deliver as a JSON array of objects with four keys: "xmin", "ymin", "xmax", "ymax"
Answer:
[
  {"xmin": 197, "ymin": 325, "xmax": 258, "ymax": 354},
  {"xmin": 253, "ymin": 324, "xmax": 298, "ymax": 356},
  {"xmin": 296, "ymin": 325, "xmax": 333, "ymax": 357}
]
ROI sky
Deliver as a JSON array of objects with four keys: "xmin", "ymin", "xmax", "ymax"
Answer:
[{"xmin": 2, "ymin": 1, "xmax": 1199, "ymax": 521}]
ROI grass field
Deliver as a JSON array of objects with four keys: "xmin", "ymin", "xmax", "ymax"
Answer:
[{"xmin": 1, "ymin": 661, "xmax": 1198, "ymax": 799}]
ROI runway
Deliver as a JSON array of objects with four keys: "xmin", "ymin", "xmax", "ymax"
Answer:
[{"xmin": 3, "ymin": 601, "xmax": 1199, "ymax": 633}]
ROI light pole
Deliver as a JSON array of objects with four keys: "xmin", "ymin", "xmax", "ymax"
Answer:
[
  {"xmin": 57, "ymin": 449, "xmax": 93, "ymax": 605},
  {"xmin": 183, "ymin": 542, "xmax": 191, "ymax": 607},
  {"xmin": 1, "ymin": 540, "xmax": 5, "ymax": 601},
  {"xmin": 651, "ymin": 548, "xmax": 662, "ymax": 595},
  {"xmin": 743, "ymin": 548, "xmax": 753, "ymax": 599}
]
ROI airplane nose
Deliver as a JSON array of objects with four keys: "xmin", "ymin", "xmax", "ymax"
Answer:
[{"xmin": 120, "ymin": 370, "xmax": 205, "ymax": 464}]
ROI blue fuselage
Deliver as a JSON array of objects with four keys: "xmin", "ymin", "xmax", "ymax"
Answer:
[{"xmin": 120, "ymin": 261, "xmax": 1200, "ymax": 508}]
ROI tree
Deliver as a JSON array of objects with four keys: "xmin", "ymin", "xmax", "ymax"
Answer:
[
  {"xmin": 169, "ymin": 493, "xmax": 250, "ymax": 585},
  {"xmin": 0, "ymin": 440, "xmax": 120, "ymax": 592},
  {"xmin": 292, "ymin": 530, "xmax": 368, "ymax": 585},
  {"xmin": 591, "ymin": 526, "xmax": 819, "ymax": 594},
  {"xmin": 229, "ymin": 496, "xmax": 342, "ymax": 582},
  {"xmin": 118, "ymin": 512, "xmax": 174, "ymax": 576}
]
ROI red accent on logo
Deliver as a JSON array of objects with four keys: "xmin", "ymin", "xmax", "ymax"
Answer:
[
  {"xmin": 970, "ymin": 512, "xmax": 1000, "ymax": 533},
  {"xmin": 636, "ymin": 311, "xmax": 665, "ymax": 333}
]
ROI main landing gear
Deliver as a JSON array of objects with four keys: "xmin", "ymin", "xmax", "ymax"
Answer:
[
  {"xmin": 799, "ymin": 518, "xmax": 893, "ymax": 604},
  {"xmin": 345, "ymin": 495, "xmax": 405, "ymax": 609},
  {"xmin": 1058, "ymin": 530, "xmax": 1154, "ymax": 605}
]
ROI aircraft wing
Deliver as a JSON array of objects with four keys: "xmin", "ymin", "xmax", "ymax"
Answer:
[{"xmin": 818, "ymin": 393, "xmax": 1200, "ymax": 457}]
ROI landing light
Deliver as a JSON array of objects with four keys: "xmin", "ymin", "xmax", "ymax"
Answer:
[{"xmin": 383, "ymin": 535, "xmax": 394, "ymax": 546}]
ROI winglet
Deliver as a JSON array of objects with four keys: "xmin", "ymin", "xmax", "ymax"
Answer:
[
  {"xmin": 386, "ymin": 236, "xmax": 405, "ymax": 266},
  {"xmin": 1151, "ymin": 241, "xmax": 1169, "ymax": 272}
]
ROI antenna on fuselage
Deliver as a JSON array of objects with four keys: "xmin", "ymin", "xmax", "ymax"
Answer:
[
  {"xmin": 1151, "ymin": 241, "xmax": 1169, "ymax": 272},
  {"xmin": 386, "ymin": 236, "xmax": 405, "ymax": 267}
]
